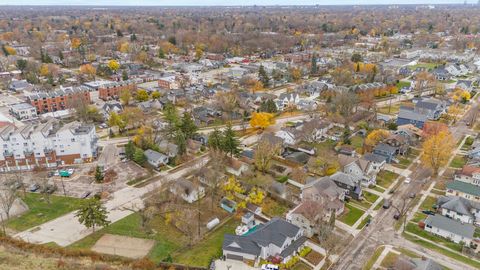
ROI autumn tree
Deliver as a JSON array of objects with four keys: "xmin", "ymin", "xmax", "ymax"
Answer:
[
  {"xmin": 254, "ymin": 138, "xmax": 282, "ymax": 173},
  {"xmin": 79, "ymin": 64, "xmax": 96, "ymax": 79},
  {"xmin": 107, "ymin": 60, "xmax": 120, "ymax": 72},
  {"xmin": 307, "ymin": 154, "xmax": 339, "ymax": 176},
  {"xmin": 136, "ymin": 89, "xmax": 150, "ymax": 102},
  {"xmin": 289, "ymin": 67, "xmax": 302, "ymax": 83},
  {"xmin": 421, "ymin": 130, "xmax": 455, "ymax": 176},
  {"xmin": 452, "ymin": 88, "xmax": 471, "ymax": 104},
  {"xmin": 119, "ymin": 89, "xmax": 132, "ymax": 105},
  {"xmin": 250, "ymin": 112, "xmax": 275, "ymax": 129},
  {"xmin": 364, "ymin": 129, "xmax": 390, "ymax": 150}
]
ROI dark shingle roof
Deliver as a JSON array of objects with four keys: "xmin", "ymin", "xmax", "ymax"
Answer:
[{"xmin": 424, "ymin": 215, "xmax": 475, "ymax": 239}]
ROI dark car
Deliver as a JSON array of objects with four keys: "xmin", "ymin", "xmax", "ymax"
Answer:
[
  {"xmin": 43, "ymin": 185, "xmax": 58, "ymax": 194},
  {"xmin": 47, "ymin": 171, "xmax": 55, "ymax": 178},
  {"xmin": 409, "ymin": 192, "xmax": 416, "ymax": 199},
  {"xmin": 422, "ymin": 210, "xmax": 436, "ymax": 215},
  {"xmin": 81, "ymin": 191, "xmax": 92, "ymax": 199},
  {"xmin": 383, "ymin": 200, "xmax": 391, "ymax": 209},
  {"xmin": 393, "ymin": 213, "xmax": 400, "ymax": 220},
  {"xmin": 365, "ymin": 218, "xmax": 371, "ymax": 227},
  {"xmin": 29, "ymin": 183, "xmax": 40, "ymax": 192}
]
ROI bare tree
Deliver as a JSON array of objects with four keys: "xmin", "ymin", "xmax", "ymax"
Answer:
[
  {"xmin": 0, "ymin": 185, "xmax": 18, "ymax": 235},
  {"xmin": 392, "ymin": 195, "xmax": 415, "ymax": 232},
  {"xmin": 254, "ymin": 139, "xmax": 282, "ymax": 174}
]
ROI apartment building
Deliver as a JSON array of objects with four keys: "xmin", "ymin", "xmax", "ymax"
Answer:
[
  {"xmin": 26, "ymin": 86, "xmax": 91, "ymax": 115},
  {"xmin": 9, "ymin": 103, "xmax": 38, "ymax": 121},
  {"xmin": 0, "ymin": 120, "xmax": 98, "ymax": 171},
  {"xmin": 98, "ymin": 80, "xmax": 137, "ymax": 100}
]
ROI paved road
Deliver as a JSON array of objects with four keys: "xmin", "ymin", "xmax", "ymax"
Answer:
[
  {"xmin": 15, "ymin": 155, "xmax": 209, "ymax": 247},
  {"xmin": 332, "ymin": 97, "xmax": 479, "ymax": 270}
]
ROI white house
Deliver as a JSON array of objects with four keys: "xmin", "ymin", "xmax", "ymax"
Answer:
[
  {"xmin": 437, "ymin": 196, "xmax": 480, "ymax": 226},
  {"xmin": 144, "ymin": 149, "xmax": 169, "ymax": 168},
  {"xmin": 9, "ymin": 103, "xmax": 38, "ymax": 121},
  {"xmin": 276, "ymin": 93, "xmax": 300, "ymax": 111},
  {"xmin": 338, "ymin": 154, "xmax": 380, "ymax": 187},
  {"xmin": 222, "ymin": 218, "xmax": 306, "ymax": 264},
  {"xmin": 275, "ymin": 128, "xmax": 298, "ymax": 145},
  {"xmin": 169, "ymin": 178, "xmax": 205, "ymax": 203},
  {"xmin": 424, "ymin": 215, "xmax": 475, "ymax": 245}
]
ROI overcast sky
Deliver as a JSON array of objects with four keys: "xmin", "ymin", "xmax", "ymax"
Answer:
[{"xmin": 0, "ymin": 0, "xmax": 476, "ymax": 6}]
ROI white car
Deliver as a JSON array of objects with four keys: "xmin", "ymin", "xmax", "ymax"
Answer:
[
  {"xmin": 67, "ymin": 168, "xmax": 75, "ymax": 175},
  {"xmin": 261, "ymin": 264, "xmax": 279, "ymax": 270},
  {"xmin": 404, "ymin": 177, "xmax": 411, "ymax": 184}
]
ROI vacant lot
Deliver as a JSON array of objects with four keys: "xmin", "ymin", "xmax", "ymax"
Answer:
[
  {"xmin": 339, "ymin": 203, "xmax": 365, "ymax": 226},
  {"xmin": 7, "ymin": 193, "xmax": 84, "ymax": 232},
  {"xmin": 376, "ymin": 170, "xmax": 399, "ymax": 189},
  {"xmin": 92, "ymin": 234, "xmax": 155, "ymax": 259}
]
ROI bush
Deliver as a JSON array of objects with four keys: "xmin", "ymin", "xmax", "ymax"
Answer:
[
  {"xmin": 277, "ymin": 175, "xmax": 289, "ymax": 183},
  {"xmin": 299, "ymin": 246, "xmax": 312, "ymax": 257},
  {"xmin": 465, "ymin": 136, "xmax": 474, "ymax": 146}
]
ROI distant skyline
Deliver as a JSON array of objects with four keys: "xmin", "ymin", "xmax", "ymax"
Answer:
[{"xmin": 1, "ymin": 0, "xmax": 479, "ymax": 6}]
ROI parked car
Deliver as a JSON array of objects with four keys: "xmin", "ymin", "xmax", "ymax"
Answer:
[
  {"xmin": 80, "ymin": 191, "xmax": 92, "ymax": 199},
  {"xmin": 409, "ymin": 192, "xmax": 416, "ymax": 198},
  {"xmin": 394, "ymin": 213, "xmax": 400, "ymax": 220},
  {"xmin": 261, "ymin": 264, "xmax": 279, "ymax": 270},
  {"xmin": 29, "ymin": 183, "xmax": 40, "ymax": 192},
  {"xmin": 43, "ymin": 184, "xmax": 57, "ymax": 194},
  {"xmin": 383, "ymin": 200, "xmax": 391, "ymax": 209},
  {"xmin": 365, "ymin": 218, "xmax": 371, "ymax": 227},
  {"xmin": 67, "ymin": 168, "xmax": 75, "ymax": 175},
  {"xmin": 422, "ymin": 210, "xmax": 436, "ymax": 215},
  {"xmin": 47, "ymin": 171, "xmax": 55, "ymax": 178},
  {"xmin": 404, "ymin": 177, "xmax": 411, "ymax": 184},
  {"xmin": 54, "ymin": 170, "xmax": 60, "ymax": 176},
  {"xmin": 11, "ymin": 181, "xmax": 24, "ymax": 190}
]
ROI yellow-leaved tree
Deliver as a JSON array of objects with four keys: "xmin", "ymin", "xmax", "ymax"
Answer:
[
  {"xmin": 452, "ymin": 88, "xmax": 471, "ymax": 104},
  {"xmin": 421, "ymin": 130, "xmax": 455, "ymax": 176},
  {"xmin": 107, "ymin": 59, "xmax": 120, "ymax": 72},
  {"xmin": 79, "ymin": 64, "xmax": 96, "ymax": 78},
  {"xmin": 364, "ymin": 129, "xmax": 390, "ymax": 150},
  {"xmin": 250, "ymin": 112, "xmax": 275, "ymax": 129},
  {"xmin": 223, "ymin": 176, "xmax": 245, "ymax": 200}
]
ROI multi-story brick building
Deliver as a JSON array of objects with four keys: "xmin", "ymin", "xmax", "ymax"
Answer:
[
  {"xmin": 98, "ymin": 80, "xmax": 137, "ymax": 100},
  {"xmin": 26, "ymin": 86, "xmax": 91, "ymax": 115},
  {"xmin": 0, "ymin": 120, "xmax": 98, "ymax": 172}
]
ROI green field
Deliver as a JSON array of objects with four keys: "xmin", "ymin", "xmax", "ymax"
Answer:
[
  {"xmin": 7, "ymin": 193, "xmax": 84, "ymax": 231},
  {"xmin": 173, "ymin": 218, "xmax": 237, "ymax": 267},
  {"xmin": 69, "ymin": 213, "xmax": 188, "ymax": 263},
  {"xmin": 339, "ymin": 203, "xmax": 365, "ymax": 226}
]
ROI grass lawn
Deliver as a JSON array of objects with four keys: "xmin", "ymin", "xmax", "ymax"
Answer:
[
  {"xmin": 380, "ymin": 252, "xmax": 399, "ymax": 268},
  {"xmin": 395, "ymin": 157, "xmax": 412, "ymax": 168},
  {"xmin": 474, "ymin": 227, "xmax": 480, "ymax": 238},
  {"xmin": 408, "ymin": 62, "xmax": 438, "ymax": 71},
  {"xmin": 403, "ymin": 233, "xmax": 480, "ymax": 269},
  {"xmin": 374, "ymin": 199, "xmax": 384, "ymax": 210},
  {"xmin": 349, "ymin": 136, "xmax": 364, "ymax": 149},
  {"xmin": 397, "ymin": 81, "xmax": 411, "ymax": 89},
  {"xmin": 313, "ymin": 140, "xmax": 337, "ymax": 153},
  {"xmin": 339, "ymin": 203, "xmax": 365, "ymax": 226},
  {"xmin": 69, "ymin": 213, "xmax": 188, "ymax": 263},
  {"xmin": 349, "ymin": 200, "xmax": 371, "ymax": 211},
  {"xmin": 372, "ymin": 185, "xmax": 385, "ymax": 193},
  {"xmin": 6, "ymin": 193, "xmax": 84, "ymax": 231},
  {"xmin": 405, "ymin": 223, "xmax": 463, "ymax": 252},
  {"xmin": 363, "ymin": 191, "xmax": 379, "ymax": 204},
  {"xmin": 431, "ymin": 189, "xmax": 446, "ymax": 196},
  {"xmin": 358, "ymin": 215, "xmax": 372, "ymax": 229},
  {"xmin": 397, "ymin": 248, "xmax": 421, "ymax": 258},
  {"xmin": 362, "ymin": 246, "xmax": 385, "ymax": 270},
  {"xmin": 419, "ymin": 196, "xmax": 437, "ymax": 211},
  {"xmin": 449, "ymin": 155, "xmax": 467, "ymax": 169},
  {"xmin": 411, "ymin": 212, "xmax": 427, "ymax": 223},
  {"xmin": 378, "ymin": 104, "xmax": 401, "ymax": 115},
  {"xmin": 261, "ymin": 197, "xmax": 289, "ymax": 217},
  {"xmin": 376, "ymin": 170, "xmax": 399, "ymax": 189},
  {"xmin": 173, "ymin": 218, "xmax": 237, "ymax": 267}
]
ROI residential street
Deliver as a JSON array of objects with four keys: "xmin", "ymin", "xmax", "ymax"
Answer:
[{"xmin": 332, "ymin": 95, "xmax": 479, "ymax": 270}]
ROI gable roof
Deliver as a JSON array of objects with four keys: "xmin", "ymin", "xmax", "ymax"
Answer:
[
  {"xmin": 424, "ymin": 214, "xmax": 475, "ymax": 239},
  {"xmin": 447, "ymin": 180, "xmax": 480, "ymax": 197},
  {"xmin": 437, "ymin": 196, "xmax": 480, "ymax": 216}
]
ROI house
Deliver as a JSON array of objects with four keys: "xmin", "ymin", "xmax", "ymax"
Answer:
[
  {"xmin": 226, "ymin": 157, "xmax": 249, "ymax": 176},
  {"xmin": 436, "ymin": 196, "xmax": 480, "ymax": 226},
  {"xmin": 395, "ymin": 257, "xmax": 443, "ymax": 270},
  {"xmin": 169, "ymin": 178, "xmax": 205, "ymax": 203},
  {"xmin": 157, "ymin": 140, "xmax": 179, "ymax": 158},
  {"xmin": 384, "ymin": 134, "xmax": 410, "ymax": 155},
  {"xmin": 301, "ymin": 177, "xmax": 346, "ymax": 205},
  {"xmin": 286, "ymin": 200, "xmax": 324, "ymax": 237},
  {"xmin": 144, "ymin": 149, "xmax": 169, "ymax": 168},
  {"xmin": 101, "ymin": 101, "xmax": 123, "ymax": 119},
  {"xmin": 222, "ymin": 218, "xmax": 306, "ymax": 264},
  {"xmin": 414, "ymin": 98, "xmax": 446, "ymax": 121},
  {"xmin": 338, "ymin": 154, "xmax": 379, "ymax": 187},
  {"xmin": 423, "ymin": 215, "xmax": 475, "ymax": 245},
  {"xmin": 453, "ymin": 165, "xmax": 480, "ymax": 186},
  {"xmin": 397, "ymin": 107, "xmax": 428, "ymax": 129},
  {"xmin": 9, "ymin": 103, "xmax": 38, "ymax": 121},
  {"xmin": 431, "ymin": 66, "xmax": 451, "ymax": 81},
  {"xmin": 285, "ymin": 151, "xmax": 310, "ymax": 165},
  {"xmin": 137, "ymin": 99, "xmax": 163, "ymax": 113},
  {"xmin": 456, "ymin": 80, "xmax": 474, "ymax": 92},
  {"xmin": 362, "ymin": 153, "xmax": 387, "ymax": 171},
  {"xmin": 298, "ymin": 119, "xmax": 333, "ymax": 142},
  {"xmin": 275, "ymin": 128, "xmax": 298, "ymax": 145},
  {"xmin": 276, "ymin": 93, "xmax": 300, "ymax": 111},
  {"xmin": 8, "ymin": 79, "xmax": 33, "ymax": 92},
  {"xmin": 329, "ymin": 172, "xmax": 362, "ymax": 200},
  {"xmin": 373, "ymin": 143, "xmax": 398, "ymax": 163},
  {"xmin": 446, "ymin": 181, "xmax": 480, "ymax": 203}
]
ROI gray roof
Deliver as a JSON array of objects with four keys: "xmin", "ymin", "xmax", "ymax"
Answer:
[
  {"xmin": 446, "ymin": 181, "xmax": 480, "ymax": 197},
  {"xmin": 10, "ymin": 102, "xmax": 35, "ymax": 110},
  {"xmin": 398, "ymin": 107, "xmax": 428, "ymax": 122},
  {"xmin": 302, "ymin": 176, "xmax": 344, "ymax": 200},
  {"xmin": 424, "ymin": 215, "xmax": 475, "ymax": 239},
  {"xmin": 363, "ymin": 153, "xmax": 387, "ymax": 163},
  {"xmin": 374, "ymin": 143, "xmax": 397, "ymax": 154},
  {"xmin": 416, "ymin": 100, "xmax": 440, "ymax": 111},
  {"xmin": 144, "ymin": 149, "xmax": 168, "ymax": 162},
  {"xmin": 329, "ymin": 172, "xmax": 360, "ymax": 187},
  {"xmin": 285, "ymin": 151, "xmax": 310, "ymax": 164},
  {"xmin": 437, "ymin": 196, "xmax": 480, "ymax": 217},
  {"xmin": 223, "ymin": 218, "xmax": 301, "ymax": 256}
]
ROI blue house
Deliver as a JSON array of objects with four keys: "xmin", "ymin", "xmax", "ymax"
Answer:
[
  {"xmin": 220, "ymin": 198, "xmax": 237, "ymax": 213},
  {"xmin": 373, "ymin": 143, "xmax": 398, "ymax": 163}
]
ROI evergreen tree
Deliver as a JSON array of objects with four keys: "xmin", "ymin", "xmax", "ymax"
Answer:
[
  {"xmin": 174, "ymin": 131, "xmax": 187, "ymax": 155},
  {"xmin": 311, "ymin": 53, "xmax": 318, "ymax": 75},
  {"xmin": 125, "ymin": 141, "xmax": 135, "ymax": 160},
  {"xmin": 222, "ymin": 123, "xmax": 240, "ymax": 157},
  {"xmin": 258, "ymin": 65, "xmax": 270, "ymax": 87},
  {"xmin": 208, "ymin": 128, "xmax": 223, "ymax": 150},
  {"xmin": 133, "ymin": 148, "xmax": 146, "ymax": 165},
  {"xmin": 158, "ymin": 48, "xmax": 165, "ymax": 58},
  {"xmin": 94, "ymin": 166, "xmax": 104, "ymax": 183},
  {"xmin": 122, "ymin": 70, "xmax": 128, "ymax": 81},
  {"xmin": 130, "ymin": 33, "xmax": 137, "ymax": 41},
  {"xmin": 260, "ymin": 99, "xmax": 278, "ymax": 113},
  {"xmin": 179, "ymin": 112, "xmax": 198, "ymax": 140},
  {"xmin": 116, "ymin": 29, "xmax": 123, "ymax": 37},
  {"xmin": 75, "ymin": 199, "xmax": 110, "ymax": 232}
]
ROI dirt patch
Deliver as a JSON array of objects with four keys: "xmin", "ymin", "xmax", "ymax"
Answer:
[{"xmin": 92, "ymin": 234, "xmax": 155, "ymax": 259}]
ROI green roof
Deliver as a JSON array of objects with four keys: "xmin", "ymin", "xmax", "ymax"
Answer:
[{"xmin": 447, "ymin": 181, "xmax": 480, "ymax": 197}]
